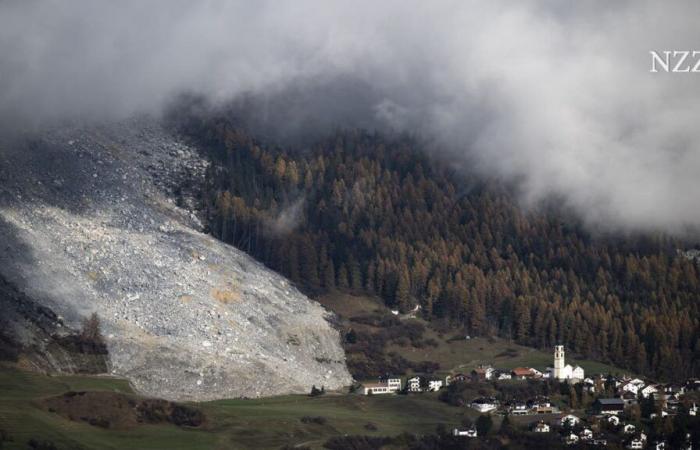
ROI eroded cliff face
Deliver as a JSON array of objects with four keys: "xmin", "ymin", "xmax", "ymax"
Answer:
[{"xmin": 0, "ymin": 117, "xmax": 351, "ymax": 401}]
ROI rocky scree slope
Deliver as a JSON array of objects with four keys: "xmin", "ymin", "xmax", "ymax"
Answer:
[{"xmin": 0, "ymin": 117, "xmax": 351, "ymax": 401}]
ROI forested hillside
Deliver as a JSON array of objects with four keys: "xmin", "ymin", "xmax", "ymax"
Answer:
[{"xmin": 174, "ymin": 111, "xmax": 700, "ymax": 381}]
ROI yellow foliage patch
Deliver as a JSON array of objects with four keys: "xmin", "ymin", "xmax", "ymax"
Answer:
[{"xmin": 211, "ymin": 288, "xmax": 240, "ymax": 304}]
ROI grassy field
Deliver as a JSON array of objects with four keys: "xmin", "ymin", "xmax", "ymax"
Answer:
[
  {"xmin": 0, "ymin": 364, "xmax": 466, "ymax": 450},
  {"xmin": 391, "ymin": 333, "xmax": 627, "ymax": 378},
  {"xmin": 319, "ymin": 292, "xmax": 629, "ymax": 378},
  {"xmin": 0, "ymin": 294, "xmax": 631, "ymax": 449},
  {"xmin": 0, "ymin": 365, "xmax": 220, "ymax": 450}
]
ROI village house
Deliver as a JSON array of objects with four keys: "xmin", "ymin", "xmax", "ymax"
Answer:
[
  {"xmin": 623, "ymin": 423, "xmax": 636, "ymax": 434},
  {"xmin": 582, "ymin": 377, "xmax": 596, "ymax": 393},
  {"xmin": 533, "ymin": 421, "xmax": 550, "ymax": 433},
  {"xmin": 620, "ymin": 378, "xmax": 646, "ymax": 396},
  {"xmin": 564, "ymin": 433, "xmax": 579, "ymax": 446},
  {"xmin": 526, "ymin": 396, "xmax": 554, "ymax": 414},
  {"xmin": 619, "ymin": 381, "xmax": 639, "ymax": 395},
  {"xmin": 593, "ymin": 398, "xmax": 625, "ymax": 415},
  {"xmin": 685, "ymin": 378, "xmax": 700, "ymax": 391},
  {"xmin": 508, "ymin": 401, "xmax": 528, "ymax": 416},
  {"xmin": 654, "ymin": 440, "xmax": 666, "ymax": 450},
  {"xmin": 607, "ymin": 415, "xmax": 620, "ymax": 426},
  {"xmin": 534, "ymin": 404, "xmax": 555, "ymax": 414},
  {"xmin": 453, "ymin": 428, "xmax": 477, "ymax": 437},
  {"xmin": 427, "ymin": 379, "xmax": 443, "ymax": 392},
  {"xmin": 381, "ymin": 375, "xmax": 402, "ymax": 391},
  {"xmin": 470, "ymin": 397, "xmax": 499, "ymax": 413},
  {"xmin": 363, "ymin": 382, "xmax": 392, "ymax": 395},
  {"xmin": 511, "ymin": 367, "xmax": 537, "ymax": 380},
  {"xmin": 407, "ymin": 376, "xmax": 421, "ymax": 392},
  {"xmin": 626, "ymin": 433, "xmax": 647, "ymax": 450},
  {"xmin": 621, "ymin": 391, "xmax": 638, "ymax": 406},
  {"xmin": 363, "ymin": 375, "xmax": 402, "ymax": 395},
  {"xmin": 471, "ymin": 365, "xmax": 494, "ymax": 381},
  {"xmin": 445, "ymin": 373, "xmax": 470, "ymax": 386},
  {"xmin": 649, "ymin": 410, "xmax": 669, "ymax": 419},
  {"xmin": 560, "ymin": 414, "xmax": 580, "ymax": 427},
  {"xmin": 527, "ymin": 396, "xmax": 551, "ymax": 409},
  {"xmin": 579, "ymin": 428, "xmax": 593, "ymax": 441},
  {"xmin": 662, "ymin": 383, "xmax": 685, "ymax": 396},
  {"xmin": 494, "ymin": 369, "xmax": 512, "ymax": 380},
  {"xmin": 641, "ymin": 384, "xmax": 659, "ymax": 398},
  {"xmin": 406, "ymin": 376, "xmax": 442, "ymax": 393},
  {"xmin": 627, "ymin": 437, "xmax": 644, "ymax": 450}
]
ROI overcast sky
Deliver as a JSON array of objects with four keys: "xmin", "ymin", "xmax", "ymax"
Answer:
[{"xmin": 1, "ymin": 0, "xmax": 699, "ymax": 235}]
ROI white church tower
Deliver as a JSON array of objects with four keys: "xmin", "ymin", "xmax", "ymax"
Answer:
[
  {"xmin": 553, "ymin": 345, "xmax": 566, "ymax": 380},
  {"xmin": 550, "ymin": 344, "xmax": 584, "ymax": 381}
]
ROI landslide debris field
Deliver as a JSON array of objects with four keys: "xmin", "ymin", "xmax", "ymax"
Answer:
[{"xmin": 0, "ymin": 118, "xmax": 351, "ymax": 401}]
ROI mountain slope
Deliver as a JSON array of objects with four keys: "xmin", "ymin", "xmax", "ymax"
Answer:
[
  {"xmin": 175, "ymin": 114, "xmax": 700, "ymax": 381},
  {"xmin": 0, "ymin": 117, "xmax": 351, "ymax": 401}
]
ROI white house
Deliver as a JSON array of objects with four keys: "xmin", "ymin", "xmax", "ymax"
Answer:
[
  {"xmin": 470, "ymin": 397, "xmax": 498, "ymax": 413},
  {"xmin": 608, "ymin": 415, "xmax": 620, "ymax": 426},
  {"xmin": 564, "ymin": 433, "xmax": 580, "ymax": 446},
  {"xmin": 641, "ymin": 384, "xmax": 659, "ymax": 398},
  {"xmin": 533, "ymin": 421, "xmax": 550, "ymax": 433},
  {"xmin": 407, "ymin": 376, "xmax": 422, "ymax": 392},
  {"xmin": 530, "ymin": 398, "xmax": 551, "ymax": 408},
  {"xmin": 620, "ymin": 378, "xmax": 646, "ymax": 396},
  {"xmin": 580, "ymin": 428, "xmax": 593, "ymax": 441},
  {"xmin": 428, "ymin": 379, "xmax": 443, "ymax": 392},
  {"xmin": 530, "ymin": 368, "xmax": 544, "ymax": 378},
  {"xmin": 689, "ymin": 402, "xmax": 698, "ymax": 416},
  {"xmin": 561, "ymin": 414, "xmax": 580, "ymax": 427},
  {"xmin": 471, "ymin": 365, "xmax": 495, "ymax": 381},
  {"xmin": 495, "ymin": 370, "xmax": 512, "ymax": 380},
  {"xmin": 551, "ymin": 345, "xmax": 584, "ymax": 381},
  {"xmin": 363, "ymin": 376, "xmax": 402, "ymax": 395},
  {"xmin": 363, "ymin": 382, "xmax": 392, "ymax": 395},
  {"xmin": 385, "ymin": 377, "xmax": 402, "ymax": 391},
  {"xmin": 510, "ymin": 402, "xmax": 528, "ymax": 415},
  {"xmin": 453, "ymin": 428, "xmax": 477, "ymax": 437},
  {"xmin": 623, "ymin": 424, "xmax": 636, "ymax": 434},
  {"xmin": 650, "ymin": 410, "xmax": 668, "ymax": 419},
  {"xmin": 628, "ymin": 438, "xmax": 644, "ymax": 450},
  {"xmin": 620, "ymin": 381, "xmax": 640, "ymax": 395}
]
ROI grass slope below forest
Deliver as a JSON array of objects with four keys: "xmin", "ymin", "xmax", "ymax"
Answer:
[{"xmin": 0, "ymin": 364, "xmax": 464, "ymax": 450}]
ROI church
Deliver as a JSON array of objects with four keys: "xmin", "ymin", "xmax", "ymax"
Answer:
[{"xmin": 547, "ymin": 345, "xmax": 584, "ymax": 381}]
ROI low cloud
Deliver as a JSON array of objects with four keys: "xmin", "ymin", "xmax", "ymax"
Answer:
[
  {"xmin": 1, "ymin": 0, "xmax": 699, "ymax": 234},
  {"xmin": 265, "ymin": 198, "xmax": 306, "ymax": 236}
]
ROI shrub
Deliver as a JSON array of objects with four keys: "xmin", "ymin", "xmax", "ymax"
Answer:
[
  {"xmin": 309, "ymin": 385, "xmax": 325, "ymax": 397},
  {"xmin": 301, "ymin": 416, "xmax": 327, "ymax": 425}
]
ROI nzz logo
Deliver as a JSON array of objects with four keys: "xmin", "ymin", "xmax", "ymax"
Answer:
[{"xmin": 650, "ymin": 50, "xmax": 700, "ymax": 72}]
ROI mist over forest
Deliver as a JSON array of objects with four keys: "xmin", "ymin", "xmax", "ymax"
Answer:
[{"xmin": 2, "ymin": 0, "xmax": 700, "ymax": 235}]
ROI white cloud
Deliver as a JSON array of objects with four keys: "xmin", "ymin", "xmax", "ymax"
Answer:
[{"xmin": 1, "ymin": 0, "xmax": 699, "ymax": 233}]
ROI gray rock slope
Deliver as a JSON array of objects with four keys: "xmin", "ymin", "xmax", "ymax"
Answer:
[{"xmin": 0, "ymin": 117, "xmax": 352, "ymax": 401}]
